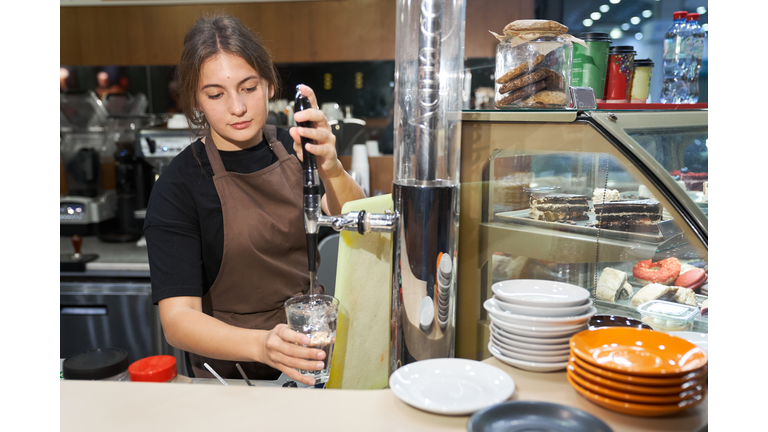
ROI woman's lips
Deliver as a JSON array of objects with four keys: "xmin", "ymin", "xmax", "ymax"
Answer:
[{"xmin": 230, "ymin": 120, "xmax": 251, "ymax": 130}]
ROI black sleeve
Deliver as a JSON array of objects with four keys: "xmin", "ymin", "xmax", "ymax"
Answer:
[{"xmin": 143, "ymin": 153, "xmax": 205, "ymax": 305}]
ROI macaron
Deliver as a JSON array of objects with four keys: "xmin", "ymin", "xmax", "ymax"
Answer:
[{"xmin": 675, "ymin": 268, "xmax": 706, "ymax": 289}]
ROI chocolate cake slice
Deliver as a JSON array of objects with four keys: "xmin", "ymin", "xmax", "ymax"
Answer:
[
  {"xmin": 528, "ymin": 193, "xmax": 590, "ymax": 222},
  {"xmin": 593, "ymin": 199, "xmax": 662, "ymax": 233}
]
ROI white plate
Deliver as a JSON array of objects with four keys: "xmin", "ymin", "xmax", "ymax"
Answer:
[
  {"xmin": 494, "ymin": 296, "xmax": 592, "ymax": 317},
  {"xmin": 490, "ymin": 336, "xmax": 570, "ymax": 361},
  {"xmin": 492, "ymin": 279, "xmax": 590, "ymax": 307},
  {"xmin": 485, "ymin": 298, "xmax": 597, "ymax": 327},
  {"xmin": 488, "ymin": 343, "xmax": 568, "ymax": 372},
  {"xmin": 669, "ymin": 331, "xmax": 709, "ymax": 352},
  {"xmin": 489, "ymin": 314, "xmax": 589, "ymax": 338},
  {"xmin": 389, "ymin": 358, "xmax": 515, "ymax": 415},
  {"xmin": 490, "ymin": 333, "xmax": 570, "ymax": 355},
  {"xmin": 490, "ymin": 341, "xmax": 570, "ymax": 363},
  {"xmin": 490, "ymin": 323, "xmax": 573, "ymax": 345}
]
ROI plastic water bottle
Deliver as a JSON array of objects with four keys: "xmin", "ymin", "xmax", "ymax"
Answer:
[
  {"xmin": 684, "ymin": 13, "xmax": 706, "ymax": 103},
  {"xmin": 660, "ymin": 11, "xmax": 691, "ymax": 104}
]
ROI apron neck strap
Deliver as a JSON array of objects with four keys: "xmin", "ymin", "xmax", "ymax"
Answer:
[
  {"xmin": 204, "ymin": 125, "xmax": 287, "ymax": 176},
  {"xmin": 203, "ymin": 130, "xmax": 226, "ymax": 176}
]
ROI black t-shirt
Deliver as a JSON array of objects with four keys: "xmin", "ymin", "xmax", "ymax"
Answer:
[{"xmin": 144, "ymin": 127, "xmax": 302, "ymax": 305}]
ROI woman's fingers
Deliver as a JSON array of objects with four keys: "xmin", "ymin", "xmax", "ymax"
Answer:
[
  {"xmin": 294, "ymin": 126, "xmax": 334, "ymax": 144},
  {"xmin": 297, "ymin": 84, "xmax": 319, "ymax": 111},
  {"xmin": 293, "ymin": 108, "xmax": 329, "ymax": 129},
  {"xmin": 265, "ymin": 325, "xmax": 327, "ymax": 386}
]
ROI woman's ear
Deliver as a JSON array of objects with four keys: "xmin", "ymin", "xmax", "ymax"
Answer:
[{"xmin": 268, "ymin": 84, "xmax": 275, "ymax": 100}]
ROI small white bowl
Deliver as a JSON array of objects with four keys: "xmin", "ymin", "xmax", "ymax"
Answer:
[
  {"xmin": 485, "ymin": 298, "xmax": 596, "ymax": 327},
  {"xmin": 494, "ymin": 296, "xmax": 592, "ymax": 317},
  {"xmin": 490, "ymin": 331, "xmax": 570, "ymax": 353},
  {"xmin": 490, "ymin": 339, "xmax": 571, "ymax": 363},
  {"xmin": 488, "ymin": 343, "xmax": 568, "ymax": 372},
  {"xmin": 492, "ymin": 279, "xmax": 590, "ymax": 308},
  {"xmin": 489, "ymin": 315, "xmax": 587, "ymax": 338},
  {"xmin": 489, "ymin": 323, "xmax": 573, "ymax": 345},
  {"xmin": 490, "ymin": 334, "xmax": 570, "ymax": 357}
]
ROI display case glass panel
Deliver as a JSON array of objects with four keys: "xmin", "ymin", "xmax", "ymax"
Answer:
[{"xmin": 457, "ymin": 110, "xmax": 708, "ymax": 361}]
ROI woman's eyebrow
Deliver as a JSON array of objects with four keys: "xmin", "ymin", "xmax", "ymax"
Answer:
[{"xmin": 201, "ymin": 75, "xmax": 260, "ymax": 90}]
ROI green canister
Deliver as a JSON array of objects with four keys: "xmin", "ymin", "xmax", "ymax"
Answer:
[{"xmin": 573, "ymin": 32, "xmax": 612, "ymax": 101}]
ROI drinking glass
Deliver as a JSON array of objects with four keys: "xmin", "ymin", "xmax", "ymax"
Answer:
[{"xmin": 284, "ymin": 294, "xmax": 339, "ymax": 385}]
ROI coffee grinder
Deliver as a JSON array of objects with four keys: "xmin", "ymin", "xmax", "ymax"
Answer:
[{"xmin": 98, "ymin": 112, "xmax": 160, "ymax": 243}]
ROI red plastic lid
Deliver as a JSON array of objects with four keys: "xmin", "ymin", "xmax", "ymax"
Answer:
[
  {"xmin": 673, "ymin": 11, "xmax": 688, "ymax": 19},
  {"xmin": 128, "ymin": 355, "xmax": 177, "ymax": 382},
  {"xmin": 687, "ymin": 13, "xmax": 700, "ymax": 21}
]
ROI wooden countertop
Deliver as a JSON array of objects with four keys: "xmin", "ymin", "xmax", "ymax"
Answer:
[{"xmin": 60, "ymin": 357, "xmax": 706, "ymax": 432}]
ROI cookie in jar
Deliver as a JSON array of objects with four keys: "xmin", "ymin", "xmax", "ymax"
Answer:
[{"xmin": 490, "ymin": 20, "xmax": 586, "ymax": 109}]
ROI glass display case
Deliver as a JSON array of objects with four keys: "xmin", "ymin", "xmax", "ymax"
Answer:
[{"xmin": 456, "ymin": 109, "xmax": 708, "ymax": 361}]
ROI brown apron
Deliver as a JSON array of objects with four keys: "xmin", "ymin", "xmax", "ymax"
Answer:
[{"xmin": 189, "ymin": 125, "xmax": 323, "ymax": 380}]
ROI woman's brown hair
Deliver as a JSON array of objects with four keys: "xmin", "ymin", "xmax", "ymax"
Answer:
[{"xmin": 176, "ymin": 13, "xmax": 281, "ymax": 136}]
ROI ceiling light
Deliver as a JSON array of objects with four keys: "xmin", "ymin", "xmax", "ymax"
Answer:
[
  {"xmin": 583, "ymin": 19, "xmax": 594, "ymax": 27},
  {"xmin": 642, "ymin": 10, "xmax": 652, "ymax": 18},
  {"xmin": 697, "ymin": 6, "xmax": 707, "ymax": 14},
  {"xmin": 591, "ymin": 12, "xmax": 602, "ymax": 20},
  {"xmin": 630, "ymin": 16, "xmax": 641, "ymax": 25},
  {"xmin": 621, "ymin": 23, "xmax": 630, "ymax": 31},
  {"xmin": 635, "ymin": 32, "xmax": 643, "ymax": 40},
  {"xmin": 609, "ymin": 0, "xmax": 620, "ymax": 4},
  {"xmin": 610, "ymin": 28, "xmax": 623, "ymax": 39},
  {"xmin": 701, "ymin": 23, "xmax": 708, "ymax": 31},
  {"xmin": 600, "ymin": 5, "xmax": 610, "ymax": 13}
]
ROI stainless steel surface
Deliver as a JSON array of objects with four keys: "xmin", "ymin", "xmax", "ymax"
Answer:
[
  {"xmin": 60, "ymin": 236, "xmax": 185, "ymax": 374},
  {"xmin": 60, "ymin": 281, "xmax": 161, "ymax": 364},
  {"xmin": 392, "ymin": 182, "xmax": 459, "ymax": 367},
  {"xmin": 315, "ymin": 210, "xmax": 397, "ymax": 234},
  {"xmin": 60, "ymin": 235, "xmax": 149, "ymax": 276},
  {"xmin": 60, "ymin": 191, "xmax": 117, "ymax": 225},
  {"xmin": 138, "ymin": 127, "xmax": 195, "ymax": 176}
]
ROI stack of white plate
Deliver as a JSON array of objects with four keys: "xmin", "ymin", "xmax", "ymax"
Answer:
[{"xmin": 485, "ymin": 279, "xmax": 596, "ymax": 372}]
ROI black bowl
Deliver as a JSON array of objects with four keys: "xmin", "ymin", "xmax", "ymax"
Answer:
[
  {"xmin": 467, "ymin": 401, "xmax": 613, "ymax": 432},
  {"xmin": 589, "ymin": 315, "xmax": 653, "ymax": 331}
]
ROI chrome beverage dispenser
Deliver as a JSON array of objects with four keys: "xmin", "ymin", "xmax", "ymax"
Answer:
[
  {"xmin": 390, "ymin": 0, "xmax": 464, "ymax": 366},
  {"xmin": 302, "ymin": 0, "xmax": 465, "ymax": 375}
]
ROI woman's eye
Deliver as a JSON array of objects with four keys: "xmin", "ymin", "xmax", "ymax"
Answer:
[
  {"xmin": 207, "ymin": 93, "xmax": 223, "ymax": 100},
  {"xmin": 244, "ymin": 86, "xmax": 257, "ymax": 93}
]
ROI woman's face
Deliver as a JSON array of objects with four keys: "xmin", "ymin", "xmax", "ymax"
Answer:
[{"xmin": 196, "ymin": 52, "xmax": 273, "ymax": 150}]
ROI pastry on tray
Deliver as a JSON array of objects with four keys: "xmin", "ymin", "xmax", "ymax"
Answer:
[
  {"xmin": 528, "ymin": 193, "xmax": 589, "ymax": 222},
  {"xmin": 593, "ymin": 199, "xmax": 663, "ymax": 233}
]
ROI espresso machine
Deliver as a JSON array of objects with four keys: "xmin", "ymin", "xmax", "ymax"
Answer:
[
  {"xmin": 301, "ymin": 0, "xmax": 465, "ymax": 372},
  {"xmin": 60, "ymin": 91, "xmax": 118, "ymax": 236}
]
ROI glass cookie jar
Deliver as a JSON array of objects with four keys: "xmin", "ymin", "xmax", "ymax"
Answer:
[{"xmin": 494, "ymin": 35, "xmax": 574, "ymax": 109}]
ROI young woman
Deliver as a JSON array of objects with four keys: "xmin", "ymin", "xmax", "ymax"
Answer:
[{"xmin": 143, "ymin": 14, "xmax": 365, "ymax": 386}]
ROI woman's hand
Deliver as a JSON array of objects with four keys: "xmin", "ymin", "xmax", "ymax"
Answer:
[
  {"xmin": 289, "ymin": 84, "xmax": 344, "ymax": 180},
  {"xmin": 258, "ymin": 323, "xmax": 327, "ymax": 386}
]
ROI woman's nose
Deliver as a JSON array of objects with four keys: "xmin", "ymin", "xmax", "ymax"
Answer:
[{"xmin": 229, "ymin": 94, "xmax": 246, "ymax": 116}]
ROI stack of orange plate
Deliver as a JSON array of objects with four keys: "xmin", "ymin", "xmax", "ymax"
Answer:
[{"xmin": 567, "ymin": 327, "xmax": 708, "ymax": 417}]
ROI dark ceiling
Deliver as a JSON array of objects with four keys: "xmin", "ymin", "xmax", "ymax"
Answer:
[{"xmin": 560, "ymin": 0, "xmax": 708, "ymax": 36}]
